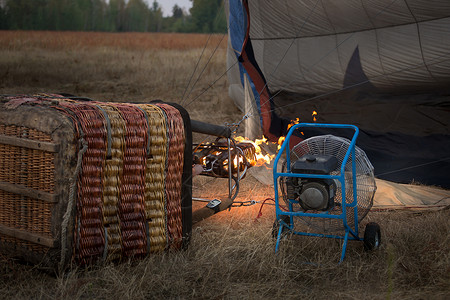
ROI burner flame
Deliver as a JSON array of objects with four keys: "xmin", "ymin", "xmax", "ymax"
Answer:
[
  {"xmin": 277, "ymin": 118, "xmax": 301, "ymax": 150},
  {"xmin": 233, "ymin": 118, "xmax": 305, "ymax": 166},
  {"xmin": 234, "ymin": 136, "xmax": 275, "ymax": 168}
]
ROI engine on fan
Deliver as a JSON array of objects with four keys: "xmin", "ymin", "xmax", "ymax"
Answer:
[{"xmin": 287, "ymin": 154, "xmax": 338, "ymax": 211}]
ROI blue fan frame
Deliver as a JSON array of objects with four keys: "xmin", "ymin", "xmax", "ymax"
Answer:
[{"xmin": 273, "ymin": 123, "xmax": 363, "ymax": 263}]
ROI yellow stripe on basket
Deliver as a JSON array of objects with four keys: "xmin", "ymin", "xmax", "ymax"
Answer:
[
  {"xmin": 137, "ymin": 104, "xmax": 168, "ymax": 253},
  {"xmin": 155, "ymin": 103, "xmax": 185, "ymax": 250},
  {"xmin": 97, "ymin": 104, "xmax": 125, "ymax": 261}
]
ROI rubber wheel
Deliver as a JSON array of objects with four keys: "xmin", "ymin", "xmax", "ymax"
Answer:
[
  {"xmin": 364, "ymin": 222, "xmax": 381, "ymax": 251},
  {"xmin": 272, "ymin": 215, "xmax": 291, "ymax": 239}
]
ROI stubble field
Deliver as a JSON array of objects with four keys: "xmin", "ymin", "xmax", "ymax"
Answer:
[{"xmin": 0, "ymin": 31, "xmax": 449, "ymax": 299}]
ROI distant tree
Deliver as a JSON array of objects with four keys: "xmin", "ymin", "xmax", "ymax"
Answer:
[
  {"xmin": 169, "ymin": 16, "xmax": 192, "ymax": 33},
  {"xmin": 162, "ymin": 4, "xmax": 191, "ymax": 33},
  {"xmin": 212, "ymin": 2, "xmax": 226, "ymax": 33},
  {"xmin": 95, "ymin": 0, "xmax": 110, "ymax": 31},
  {"xmin": 59, "ymin": 0, "xmax": 84, "ymax": 30},
  {"xmin": 190, "ymin": 0, "xmax": 226, "ymax": 33},
  {"xmin": 0, "ymin": 0, "xmax": 226, "ymax": 33},
  {"xmin": 43, "ymin": 0, "xmax": 60, "ymax": 30},
  {"xmin": 108, "ymin": 0, "xmax": 126, "ymax": 31},
  {"xmin": 125, "ymin": 0, "xmax": 149, "ymax": 32},
  {"xmin": 0, "ymin": 5, "xmax": 4, "ymax": 29},
  {"xmin": 148, "ymin": 0, "xmax": 162, "ymax": 32},
  {"xmin": 172, "ymin": 4, "xmax": 183, "ymax": 19},
  {"xmin": 75, "ymin": 0, "xmax": 109, "ymax": 31},
  {"xmin": 4, "ymin": 0, "xmax": 45, "ymax": 30}
]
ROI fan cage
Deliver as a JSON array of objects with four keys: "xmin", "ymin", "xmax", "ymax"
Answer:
[{"xmin": 280, "ymin": 135, "xmax": 376, "ymax": 233}]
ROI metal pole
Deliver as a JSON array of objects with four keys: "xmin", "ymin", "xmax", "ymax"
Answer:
[
  {"xmin": 227, "ymin": 138, "xmax": 232, "ymax": 199},
  {"xmin": 191, "ymin": 120, "xmax": 231, "ymax": 138}
]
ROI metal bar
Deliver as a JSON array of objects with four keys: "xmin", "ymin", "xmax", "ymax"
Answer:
[
  {"xmin": 235, "ymin": 141, "xmax": 240, "ymax": 195},
  {"xmin": 275, "ymin": 223, "xmax": 285, "ymax": 253},
  {"xmin": 192, "ymin": 197, "xmax": 214, "ymax": 202},
  {"xmin": 275, "ymin": 172, "xmax": 342, "ymax": 180},
  {"xmin": 227, "ymin": 138, "xmax": 232, "ymax": 199},
  {"xmin": 273, "ymin": 123, "xmax": 361, "ymax": 259},
  {"xmin": 352, "ymin": 147, "xmax": 359, "ymax": 235},
  {"xmin": 278, "ymin": 210, "xmax": 344, "ymax": 219},
  {"xmin": 190, "ymin": 120, "xmax": 231, "ymax": 138},
  {"xmin": 290, "ymin": 230, "xmax": 360, "ymax": 241},
  {"xmin": 340, "ymin": 231, "xmax": 350, "ymax": 263},
  {"xmin": 0, "ymin": 135, "xmax": 59, "ymax": 152}
]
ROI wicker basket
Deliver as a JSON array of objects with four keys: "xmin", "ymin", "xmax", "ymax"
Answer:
[{"xmin": 0, "ymin": 95, "xmax": 192, "ymax": 272}]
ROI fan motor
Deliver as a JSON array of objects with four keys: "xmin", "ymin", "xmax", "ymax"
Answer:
[{"xmin": 287, "ymin": 154, "xmax": 338, "ymax": 211}]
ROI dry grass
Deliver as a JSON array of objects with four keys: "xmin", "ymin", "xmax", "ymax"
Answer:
[
  {"xmin": 0, "ymin": 31, "xmax": 227, "ymax": 51},
  {"xmin": 0, "ymin": 30, "xmax": 233, "ymax": 125},
  {"xmin": 0, "ymin": 31, "xmax": 449, "ymax": 299}
]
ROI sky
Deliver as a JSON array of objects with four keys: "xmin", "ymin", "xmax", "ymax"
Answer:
[{"xmin": 153, "ymin": 0, "xmax": 193, "ymax": 17}]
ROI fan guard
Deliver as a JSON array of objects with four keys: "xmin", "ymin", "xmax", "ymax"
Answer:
[{"xmin": 280, "ymin": 135, "xmax": 376, "ymax": 233}]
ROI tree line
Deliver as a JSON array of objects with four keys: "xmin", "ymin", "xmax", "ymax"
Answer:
[{"xmin": 0, "ymin": 0, "xmax": 227, "ymax": 33}]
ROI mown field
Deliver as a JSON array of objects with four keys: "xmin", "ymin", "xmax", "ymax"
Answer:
[{"xmin": 0, "ymin": 31, "xmax": 449, "ymax": 299}]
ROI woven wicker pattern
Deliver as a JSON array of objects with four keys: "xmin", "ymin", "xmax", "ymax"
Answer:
[
  {"xmin": 96, "ymin": 104, "xmax": 125, "ymax": 261},
  {"xmin": 137, "ymin": 104, "xmax": 168, "ymax": 253},
  {"xmin": 0, "ymin": 189, "xmax": 52, "ymax": 235},
  {"xmin": 0, "ymin": 95, "xmax": 190, "ymax": 268},
  {"xmin": 0, "ymin": 125, "xmax": 55, "ymax": 193},
  {"xmin": 114, "ymin": 104, "xmax": 148, "ymax": 257},
  {"xmin": 156, "ymin": 103, "xmax": 185, "ymax": 250},
  {"xmin": 59, "ymin": 102, "xmax": 107, "ymax": 264},
  {"xmin": 0, "ymin": 124, "xmax": 52, "ymax": 142},
  {"xmin": 0, "ymin": 123, "xmax": 55, "ymax": 254}
]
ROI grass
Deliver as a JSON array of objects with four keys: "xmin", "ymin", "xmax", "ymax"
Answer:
[
  {"xmin": 0, "ymin": 31, "xmax": 449, "ymax": 299},
  {"xmin": 0, "ymin": 30, "xmax": 233, "ymax": 125},
  {"xmin": 1, "ymin": 205, "xmax": 448, "ymax": 299},
  {"xmin": 0, "ymin": 31, "xmax": 227, "ymax": 51}
]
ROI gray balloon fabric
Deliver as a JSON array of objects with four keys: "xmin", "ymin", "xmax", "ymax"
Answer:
[
  {"xmin": 226, "ymin": 0, "xmax": 450, "ymax": 188},
  {"xmin": 228, "ymin": 0, "xmax": 450, "ymax": 99}
]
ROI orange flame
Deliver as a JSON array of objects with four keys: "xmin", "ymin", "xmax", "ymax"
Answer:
[
  {"xmin": 223, "ymin": 154, "xmax": 246, "ymax": 171},
  {"xmin": 234, "ymin": 118, "xmax": 304, "ymax": 166},
  {"xmin": 234, "ymin": 136, "xmax": 275, "ymax": 167},
  {"xmin": 287, "ymin": 117, "xmax": 300, "ymax": 130},
  {"xmin": 312, "ymin": 111, "xmax": 318, "ymax": 122},
  {"xmin": 277, "ymin": 118, "xmax": 301, "ymax": 150},
  {"xmin": 277, "ymin": 136, "xmax": 285, "ymax": 150}
]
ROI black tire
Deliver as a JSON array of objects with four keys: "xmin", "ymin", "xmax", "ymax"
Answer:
[
  {"xmin": 364, "ymin": 222, "xmax": 381, "ymax": 251},
  {"xmin": 272, "ymin": 215, "xmax": 291, "ymax": 239}
]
